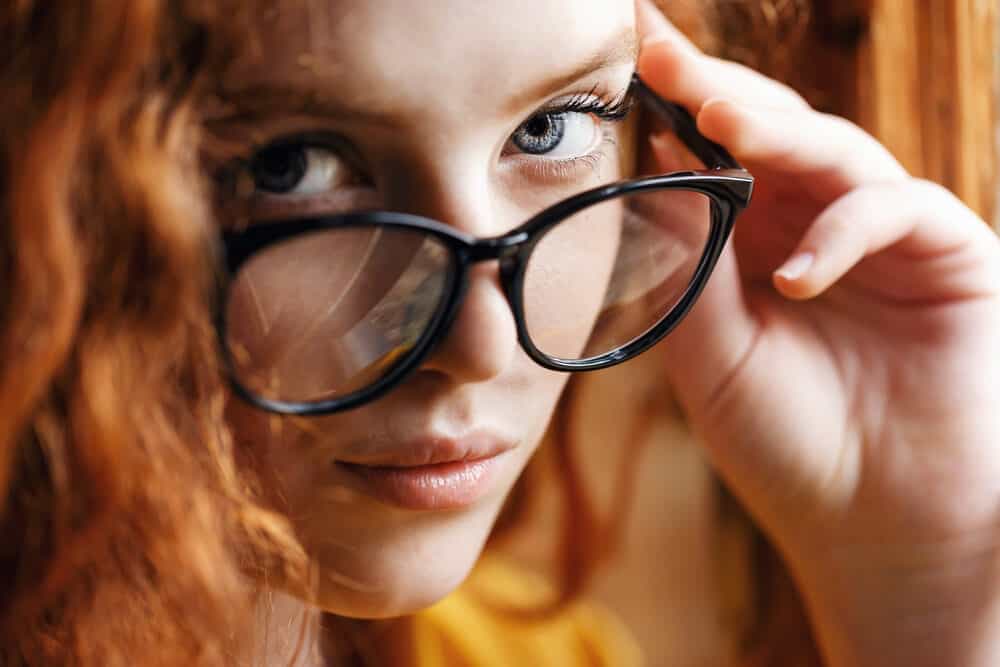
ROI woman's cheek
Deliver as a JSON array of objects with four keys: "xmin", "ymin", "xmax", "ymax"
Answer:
[{"xmin": 522, "ymin": 206, "xmax": 623, "ymax": 358}]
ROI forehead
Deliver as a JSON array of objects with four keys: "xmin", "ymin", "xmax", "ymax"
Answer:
[{"xmin": 227, "ymin": 0, "xmax": 635, "ymax": 119}]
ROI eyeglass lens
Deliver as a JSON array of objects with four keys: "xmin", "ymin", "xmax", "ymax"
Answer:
[
  {"xmin": 224, "ymin": 227, "xmax": 453, "ymax": 403},
  {"xmin": 523, "ymin": 188, "xmax": 712, "ymax": 360},
  {"xmin": 223, "ymin": 187, "xmax": 713, "ymax": 404}
]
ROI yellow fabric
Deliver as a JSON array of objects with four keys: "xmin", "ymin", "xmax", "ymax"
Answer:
[{"xmin": 407, "ymin": 556, "xmax": 643, "ymax": 666}]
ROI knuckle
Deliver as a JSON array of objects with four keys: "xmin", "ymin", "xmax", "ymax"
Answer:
[
  {"xmin": 718, "ymin": 59, "xmax": 809, "ymax": 108},
  {"xmin": 701, "ymin": 55, "xmax": 808, "ymax": 108},
  {"xmin": 905, "ymin": 178, "xmax": 991, "ymax": 234},
  {"xmin": 816, "ymin": 111, "xmax": 863, "ymax": 136},
  {"xmin": 814, "ymin": 113, "xmax": 908, "ymax": 176},
  {"xmin": 908, "ymin": 178, "xmax": 956, "ymax": 204}
]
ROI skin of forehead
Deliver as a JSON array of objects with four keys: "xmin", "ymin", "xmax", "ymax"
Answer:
[{"xmin": 228, "ymin": 0, "xmax": 636, "ymax": 123}]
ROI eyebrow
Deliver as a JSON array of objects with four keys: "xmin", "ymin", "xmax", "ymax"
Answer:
[
  {"xmin": 504, "ymin": 27, "xmax": 639, "ymax": 113},
  {"xmin": 207, "ymin": 26, "xmax": 640, "ymax": 127}
]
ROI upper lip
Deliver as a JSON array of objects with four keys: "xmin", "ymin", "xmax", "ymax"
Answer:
[{"xmin": 337, "ymin": 432, "xmax": 516, "ymax": 468}]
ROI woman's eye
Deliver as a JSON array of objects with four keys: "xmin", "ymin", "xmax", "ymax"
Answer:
[
  {"xmin": 249, "ymin": 144, "xmax": 352, "ymax": 195},
  {"xmin": 509, "ymin": 111, "xmax": 601, "ymax": 159}
]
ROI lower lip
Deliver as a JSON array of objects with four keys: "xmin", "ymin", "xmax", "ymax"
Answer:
[{"xmin": 340, "ymin": 452, "xmax": 512, "ymax": 511}]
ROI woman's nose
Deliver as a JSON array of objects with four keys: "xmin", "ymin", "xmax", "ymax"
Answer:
[
  {"xmin": 385, "ymin": 171, "xmax": 521, "ymax": 385},
  {"xmin": 421, "ymin": 266, "xmax": 518, "ymax": 383}
]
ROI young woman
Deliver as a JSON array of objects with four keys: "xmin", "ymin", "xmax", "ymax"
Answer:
[{"xmin": 2, "ymin": 0, "xmax": 999, "ymax": 665}]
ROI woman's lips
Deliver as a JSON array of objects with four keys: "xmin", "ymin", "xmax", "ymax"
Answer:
[{"xmin": 337, "ymin": 435, "xmax": 516, "ymax": 511}]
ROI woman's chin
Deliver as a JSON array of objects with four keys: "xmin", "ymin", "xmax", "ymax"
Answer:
[
  {"xmin": 312, "ymin": 552, "xmax": 480, "ymax": 619},
  {"xmin": 299, "ymin": 513, "xmax": 496, "ymax": 619}
]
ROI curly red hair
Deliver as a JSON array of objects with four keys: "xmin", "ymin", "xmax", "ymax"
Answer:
[{"xmin": 0, "ymin": 2, "xmax": 306, "ymax": 664}]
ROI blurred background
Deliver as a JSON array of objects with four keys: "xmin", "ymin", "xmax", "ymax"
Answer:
[{"xmin": 495, "ymin": 1, "xmax": 999, "ymax": 665}]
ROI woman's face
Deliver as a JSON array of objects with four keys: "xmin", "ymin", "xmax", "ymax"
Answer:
[{"xmin": 213, "ymin": 0, "xmax": 638, "ymax": 618}]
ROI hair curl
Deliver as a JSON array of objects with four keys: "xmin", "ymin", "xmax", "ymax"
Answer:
[{"xmin": 0, "ymin": 3, "xmax": 306, "ymax": 665}]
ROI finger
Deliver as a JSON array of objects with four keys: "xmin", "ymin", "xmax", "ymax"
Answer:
[
  {"xmin": 636, "ymin": 17, "xmax": 809, "ymax": 113},
  {"xmin": 697, "ymin": 99, "xmax": 907, "ymax": 194},
  {"xmin": 773, "ymin": 179, "xmax": 999, "ymax": 301},
  {"xmin": 636, "ymin": 0, "xmax": 699, "ymax": 53}
]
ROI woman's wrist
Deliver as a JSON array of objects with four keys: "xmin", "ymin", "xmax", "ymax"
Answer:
[{"xmin": 791, "ymin": 535, "xmax": 1000, "ymax": 667}]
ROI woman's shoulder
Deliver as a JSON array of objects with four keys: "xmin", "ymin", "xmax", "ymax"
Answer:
[{"xmin": 408, "ymin": 554, "xmax": 643, "ymax": 666}]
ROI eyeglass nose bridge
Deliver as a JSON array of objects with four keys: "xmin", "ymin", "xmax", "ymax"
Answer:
[
  {"xmin": 463, "ymin": 230, "xmax": 531, "ymax": 263},
  {"xmin": 456, "ymin": 231, "xmax": 539, "ymax": 330},
  {"xmin": 402, "ymin": 231, "xmax": 528, "ymax": 386},
  {"xmin": 418, "ymin": 227, "xmax": 539, "ymax": 365}
]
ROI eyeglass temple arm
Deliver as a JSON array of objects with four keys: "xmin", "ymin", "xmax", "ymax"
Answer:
[{"xmin": 632, "ymin": 75, "xmax": 744, "ymax": 172}]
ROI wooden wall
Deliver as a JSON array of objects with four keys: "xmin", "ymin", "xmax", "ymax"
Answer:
[{"xmin": 797, "ymin": 0, "xmax": 998, "ymax": 224}]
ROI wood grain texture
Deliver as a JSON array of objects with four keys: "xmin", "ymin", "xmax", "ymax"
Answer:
[{"xmin": 855, "ymin": 0, "xmax": 997, "ymax": 224}]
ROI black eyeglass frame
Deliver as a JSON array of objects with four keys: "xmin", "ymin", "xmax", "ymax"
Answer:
[{"xmin": 218, "ymin": 75, "xmax": 754, "ymax": 416}]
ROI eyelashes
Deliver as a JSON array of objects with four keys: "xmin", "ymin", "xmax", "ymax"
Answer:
[
  {"xmin": 556, "ymin": 84, "xmax": 634, "ymax": 122},
  {"xmin": 215, "ymin": 82, "xmax": 635, "ymax": 216},
  {"xmin": 506, "ymin": 85, "xmax": 632, "ymax": 181}
]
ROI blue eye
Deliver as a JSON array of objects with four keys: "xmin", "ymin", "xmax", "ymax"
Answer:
[
  {"xmin": 512, "ymin": 112, "xmax": 567, "ymax": 154},
  {"xmin": 509, "ymin": 111, "xmax": 602, "ymax": 159}
]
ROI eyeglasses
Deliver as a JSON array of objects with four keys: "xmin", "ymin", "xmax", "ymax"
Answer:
[{"xmin": 217, "ymin": 75, "xmax": 753, "ymax": 416}]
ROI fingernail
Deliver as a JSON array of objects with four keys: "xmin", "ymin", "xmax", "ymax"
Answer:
[{"xmin": 776, "ymin": 252, "xmax": 814, "ymax": 281}]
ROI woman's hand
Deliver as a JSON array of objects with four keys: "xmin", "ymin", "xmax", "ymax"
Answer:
[{"xmin": 638, "ymin": 3, "xmax": 1000, "ymax": 665}]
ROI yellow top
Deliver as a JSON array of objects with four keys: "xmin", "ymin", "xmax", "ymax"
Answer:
[{"xmin": 408, "ymin": 555, "xmax": 643, "ymax": 666}]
